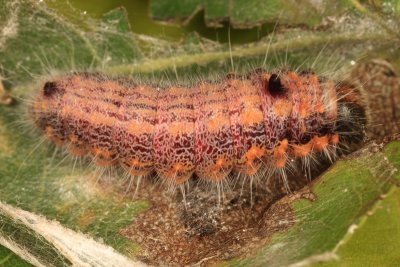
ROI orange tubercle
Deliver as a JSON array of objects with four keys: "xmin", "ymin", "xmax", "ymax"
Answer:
[
  {"xmin": 122, "ymin": 158, "xmax": 152, "ymax": 176},
  {"xmin": 330, "ymin": 133, "xmax": 340, "ymax": 145},
  {"xmin": 44, "ymin": 126, "xmax": 63, "ymax": 145},
  {"xmin": 44, "ymin": 126, "xmax": 53, "ymax": 138},
  {"xmin": 246, "ymin": 145, "xmax": 265, "ymax": 161},
  {"xmin": 298, "ymin": 101, "xmax": 310, "ymax": 118},
  {"xmin": 205, "ymin": 157, "xmax": 232, "ymax": 181},
  {"xmin": 90, "ymin": 147, "xmax": 111, "ymax": 157},
  {"xmin": 172, "ymin": 162, "xmax": 183, "ymax": 172},
  {"xmin": 212, "ymin": 157, "xmax": 225, "ymax": 172},
  {"xmin": 272, "ymin": 139, "xmax": 289, "ymax": 168},
  {"xmin": 291, "ymin": 141, "xmax": 313, "ymax": 158},
  {"xmin": 90, "ymin": 147, "xmax": 115, "ymax": 166},
  {"xmin": 313, "ymin": 135, "xmax": 329, "ymax": 152},
  {"xmin": 162, "ymin": 163, "xmax": 191, "ymax": 184},
  {"xmin": 69, "ymin": 144, "xmax": 87, "ymax": 156},
  {"xmin": 288, "ymin": 72, "xmax": 301, "ymax": 87},
  {"xmin": 273, "ymin": 100, "xmax": 292, "ymax": 117},
  {"xmin": 130, "ymin": 159, "xmax": 141, "ymax": 166},
  {"xmin": 274, "ymin": 139, "xmax": 288, "ymax": 158},
  {"xmin": 68, "ymin": 134, "xmax": 76, "ymax": 142},
  {"xmin": 239, "ymin": 146, "xmax": 264, "ymax": 175}
]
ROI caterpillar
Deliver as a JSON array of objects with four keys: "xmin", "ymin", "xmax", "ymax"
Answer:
[{"xmin": 30, "ymin": 69, "xmax": 362, "ymax": 194}]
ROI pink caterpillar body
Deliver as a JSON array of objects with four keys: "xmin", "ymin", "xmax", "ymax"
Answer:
[{"xmin": 32, "ymin": 70, "xmax": 349, "ymax": 188}]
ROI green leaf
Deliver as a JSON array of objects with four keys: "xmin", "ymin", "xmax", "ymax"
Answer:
[
  {"xmin": 149, "ymin": 0, "xmax": 351, "ymax": 27},
  {"xmin": 315, "ymin": 186, "xmax": 400, "ymax": 266},
  {"xmin": 0, "ymin": 0, "xmax": 399, "ymax": 266},
  {"xmin": 0, "ymin": 0, "xmax": 142, "ymax": 86},
  {"xmin": 0, "ymin": 245, "xmax": 33, "ymax": 267}
]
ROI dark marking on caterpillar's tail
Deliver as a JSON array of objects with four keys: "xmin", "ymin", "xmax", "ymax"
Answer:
[
  {"xmin": 267, "ymin": 73, "xmax": 286, "ymax": 97},
  {"xmin": 43, "ymin": 81, "xmax": 60, "ymax": 97},
  {"xmin": 30, "ymin": 69, "xmax": 366, "ymax": 192}
]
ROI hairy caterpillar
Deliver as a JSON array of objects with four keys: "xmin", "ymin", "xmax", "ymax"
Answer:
[{"xmin": 30, "ymin": 68, "xmax": 363, "ymax": 195}]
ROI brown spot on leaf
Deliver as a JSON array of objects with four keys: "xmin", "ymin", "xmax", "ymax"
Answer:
[{"xmin": 118, "ymin": 172, "xmax": 310, "ymax": 266}]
